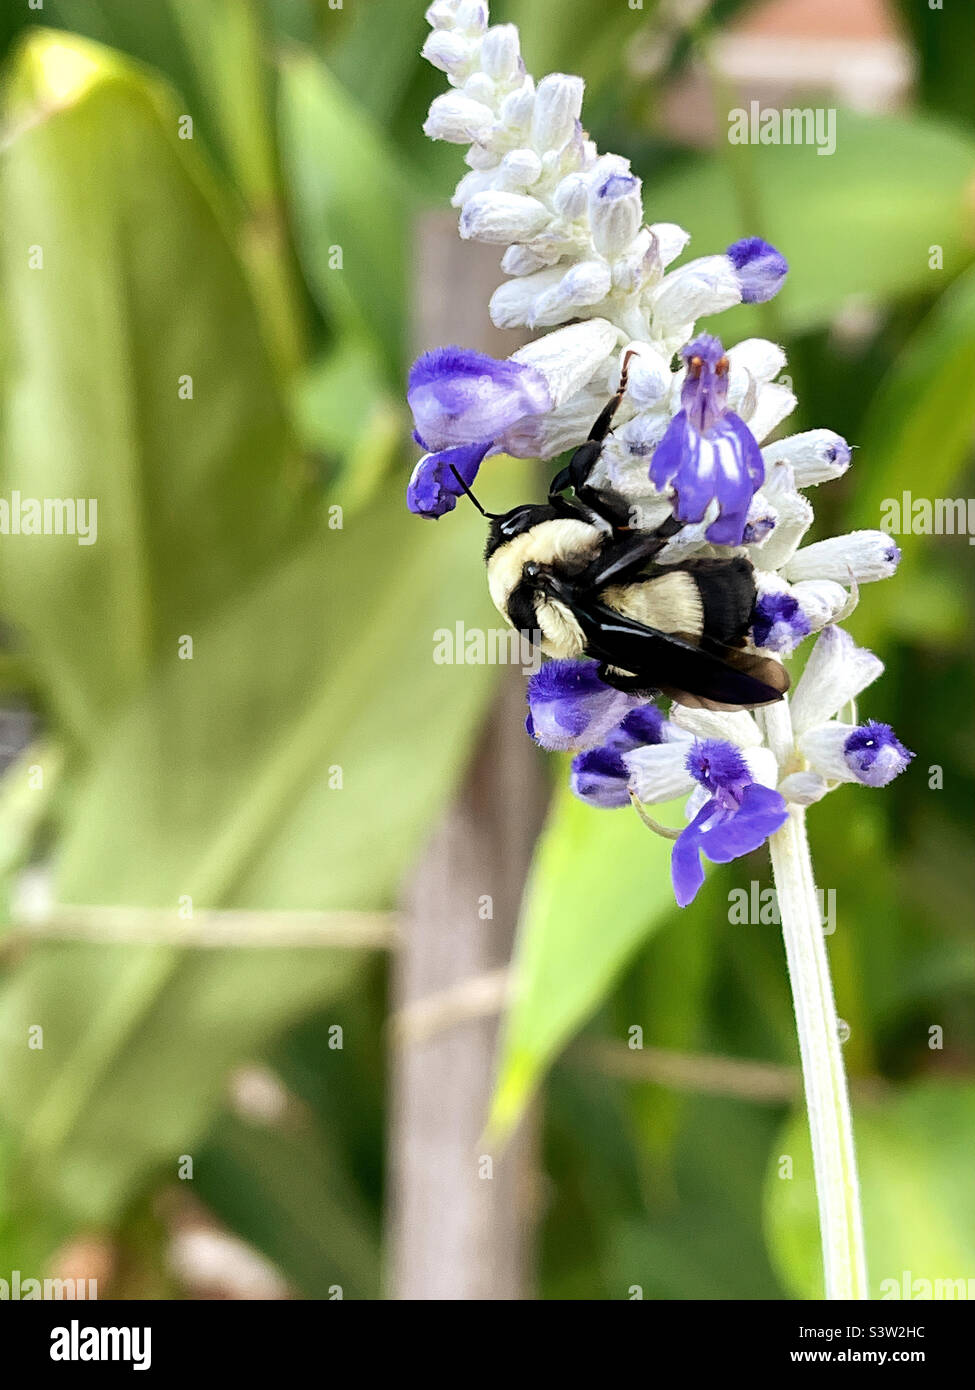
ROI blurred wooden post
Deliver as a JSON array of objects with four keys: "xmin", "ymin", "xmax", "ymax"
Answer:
[{"xmin": 388, "ymin": 213, "xmax": 546, "ymax": 1300}]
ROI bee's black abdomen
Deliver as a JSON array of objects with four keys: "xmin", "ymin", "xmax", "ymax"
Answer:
[{"xmin": 683, "ymin": 557, "xmax": 756, "ymax": 647}]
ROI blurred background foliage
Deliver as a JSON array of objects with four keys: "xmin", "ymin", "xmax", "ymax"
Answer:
[{"xmin": 0, "ymin": 0, "xmax": 972, "ymax": 1300}]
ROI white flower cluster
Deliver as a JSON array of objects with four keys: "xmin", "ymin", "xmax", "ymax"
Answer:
[
  {"xmin": 421, "ymin": 0, "xmax": 911, "ymax": 813},
  {"xmin": 423, "ymin": 0, "xmax": 740, "ymax": 351}
]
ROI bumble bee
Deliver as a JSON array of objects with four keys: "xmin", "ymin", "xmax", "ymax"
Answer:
[{"xmin": 453, "ymin": 353, "xmax": 788, "ymax": 711}]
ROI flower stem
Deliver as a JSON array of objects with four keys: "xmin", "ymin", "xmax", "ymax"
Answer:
[{"xmin": 760, "ymin": 700, "xmax": 868, "ymax": 1300}]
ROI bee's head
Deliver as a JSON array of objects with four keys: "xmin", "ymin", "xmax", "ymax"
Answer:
[{"xmin": 484, "ymin": 503, "xmax": 561, "ymax": 560}]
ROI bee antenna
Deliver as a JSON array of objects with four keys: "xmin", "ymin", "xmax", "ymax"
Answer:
[{"xmin": 449, "ymin": 465, "xmax": 499, "ymax": 519}]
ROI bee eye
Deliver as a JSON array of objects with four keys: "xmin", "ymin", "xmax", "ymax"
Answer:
[{"xmin": 524, "ymin": 561, "xmax": 540, "ymax": 579}]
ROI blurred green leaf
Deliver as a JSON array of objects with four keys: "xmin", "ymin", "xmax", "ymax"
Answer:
[
  {"xmin": 198, "ymin": 1111, "xmax": 380, "ymax": 1299},
  {"xmin": 847, "ymin": 264, "xmax": 975, "ymax": 643},
  {"xmin": 278, "ymin": 49, "xmax": 420, "ymax": 380},
  {"xmin": 0, "ymin": 30, "xmax": 307, "ymax": 750},
  {"xmin": 53, "ymin": 480, "xmax": 512, "ymax": 912},
  {"xmin": 0, "ymin": 942, "xmax": 360, "ymax": 1233},
  {"xmin": 766, "ymin": 1082, "xmax": 975, "ymax": 1299},
  {"xmin": 651, "ymin": 111, "xmax": 975, "ymax": 335},
  {"xmin": 0, "ymin": 742, "xmax": 62, "ymax": 916},
  {"xmin": 491, "ymin": 782, "xmax": 679, "ymax": 1138}
]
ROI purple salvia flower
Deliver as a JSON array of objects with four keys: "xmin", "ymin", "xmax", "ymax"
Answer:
[
  {"xmin": 671, "ymin": 739, "xmax": 788, "ymax": 907},
  {"xmin": 843, "ymin": 721, "xmax": 914, "ymax": 788},
  {"xmin": 752, "ymin": 591, "xmax": 812, "ymax": 654},
  {"xmin": 726, "ymin": 237, "xmax": 788, "ymax": 303},
  {"xmin": 526, "ymin": 659, "xmax": 636, "ymax": 752},
  {"xmin": 649, "ymin": 334, "xmax": 765, "ymax": 546},
  {"xmin": 610, "ymin": 703, "xmax": 667, "ymax": 751},
  {"xmin": 570, "ymin": 746, "xmax": 632, "ymax": 809},
  {"xmin": 407, "ymin": 440, "xmax": 492, "ymax": 519},
  {"xmin": 407, "ymin": 345, "xmax": 551, "ymax": 452}
]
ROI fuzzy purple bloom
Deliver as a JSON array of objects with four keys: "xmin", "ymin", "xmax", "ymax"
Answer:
[
  {"xmin": 671, "ymin": 739, "xmax": 788, "ymax": 907},
  {"xmin": 407, "ymin": 441, "xmax": 492, "ymax": 519},
  {"xmin": 752, "ymin": 591, "xmax": 812, "ymax": 654},
  {"xmin": 843, "ymin": 720, "xmax": 914, "ymax": 788},
  {"xmin": 611, "ymin": 703, "xmax": 668, "ymax": 751},
  {"xmin": 526, "ymin": 659, "xmax": 636, "ymax": 752},
  {"xmin": 650, "ymin": 335, "xmax": 765, "ymax": 546},
  {"xmin": 407, "ymin": 345, "xmax": 551, "ymax": 452},
  {"xmin": 570, "ymin": 746, "xmax": 632, "ymax": 809},
  {"xmin": 726, "ymin": 237, "xmax": 788, "ymax": 304}
]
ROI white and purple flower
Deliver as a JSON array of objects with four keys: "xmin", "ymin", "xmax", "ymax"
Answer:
[{"xmin": 649, "ymin": 334, "xmax": 765, "ymax": 545}]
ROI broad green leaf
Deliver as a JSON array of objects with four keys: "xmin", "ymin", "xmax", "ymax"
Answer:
[
  {"xmin": 845, "ymin": 265, "xmax": 975, "ymax": 644},
  {"xmin": 650, "ymin": 111, "xmax": 975, "ymax": 335},
  {"xmin": 765, "ymin": 1082, "xmax": 975, "ymax": 1300},
  {"xmin": 491, "ymin": 781, "xmax": 680, "ymax": 1138},
  {"xmin": 52, "ymin": 471, "xmax": 517, "ymax": 911},
  {"xmin": 0, "ymin": 942, "xmax": 360, "ymax": 1232},
  {"xmin": 0, "ymin": 30, "xmax": 306, "ymax": 750},
  {"xmin": 0, "ymin": 742, "xmax": 63, "ymax": 918},
  {"xmin": 277, "ymin": 50, "xmax": 420, "ymax": 379}
]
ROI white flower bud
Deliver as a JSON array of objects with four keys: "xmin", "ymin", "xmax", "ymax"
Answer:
[
  {"xmin": 763, "ymin": 430, "xmax": 852, "ymax": 487},
  {"xmin": 496, "ymin": 147, "xmax": 543, "ymax": 190},
  {"xmin": 790, "ymin": 579, "xmax": 851, "ymax": 631},
  {"xmin": 501, "ymin": 387, "xmax": 606, "ymax": 460},
  {"xmin": 498, "ymin": 77, "xmax": 535, "ymax": 131},
  {"xmin": 624, "ymin": 740, "xmax": 695, "ymax": 805},
  {"xmin": 620, "ymin": 342, "xmax": 670, "ymax": 408},
  {"xmin": 424, "ymin": 91, "xmax": 495, "ymax": 143},
  {"xmin": 422, "ymin": 30, "xmax": 475, "ymax": 80},
  {"xmin": 648, "ymin": 222, "xmax": 690, "ymax": 267},
  {"xmin": 454, "ymin": 0, "xmax": 488, "ymax": 34},
  {"xmin": 500, "ymin": 243, "xmax": 550, "ymax": 275},
  {"xmin": 745, "ymin": 381, "xmax": 797, "ymax": 444},
  {"xmin": 798, "ymin": 724, "xmax": 859, "ymax": 783},
  {"xmin": 670, "ymin": 705, "xmax": 764, "ymax": 748},
  {"xmin": 530, "ymin": 73, "xmax": 584, "ymax": 153},
  {"xmin": 489, "ymin": 265, "xmax": 564, "ymax": 328},
  {"xmin": 465, "ymin": 143, "xmax": 500, "ymax": 170},
  {"xmin": 790, "ymin": 626, "xmax": 884, "ymax": 735},
  {"xmin": 589, "ymin": 170, "xmax": 643, "ymax": 260},
  {"xmin": 479, "ymin": 24, "xmax": 521, "ymax": 81},
  {"xmin": 530, "ymin": 260, "xmax": 613, "ymax": 325},
  {"xmin": 459, "ymin": 190, "xmax": 550, "ymax": 243},
  {"xmin": 611, "ymin": 227, "xmax": 658, "ymax": 294},
  {"xmin": 727, "ymin": 337, "xmax": 787, "ymax": 385},
  {"xmin": 779, "ymin": 771, "xmax": 830, "ymax": 805},
  {"xmin": 425, "ymin": 0, "xmax": 460, "ymax": 28},
  {"xmin": 463, "ymin": 71, "xmax": 496, "ymax": 107},
  {"xmin": 450, "ymin": 168, "xmax": 495, "ymax": 206},
  {"xmin": 649, "ymin": 255, "xmax": 741, "ymax": 331},
  {"xmin": 746, "ymin": 485, "xmax": 813, "ymax": 572},
  {"xmin": 509, "ymin": 318, "xmax": 618, "ymax": 407},
  {"xmin": 782, "ymin": 531, "xmax": 902, "ymax": 585},
  {"xmin": 553, "ymin": 172, "xmax": 589, "ymax": 219}
]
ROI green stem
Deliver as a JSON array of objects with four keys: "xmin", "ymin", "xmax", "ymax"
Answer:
[{"xmin": 760, "ymin": 701, "xmax": 868, "ymax": 1300}]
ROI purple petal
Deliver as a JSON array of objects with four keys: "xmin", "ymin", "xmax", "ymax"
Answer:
[
  {"xmin": 680, "ymin": 334, "xmax": 729, "ymax": 432},
  {"xmin": 752, "ymin": 591, "xmax": 811, "ymax": 654},
  {"xmin": 610, "ymin": 703, "xmax": 667, "ymax": 751},
  {"xmin": 671, "ymin": 802, "xmax": 720, "ymax": 907},
  {"xmin": 406, "ymin": 441, "xmax": 491, "ymax": 519},
  {"xmin": 703, "ymin": 413, "xmax": 765, "ymax": 546},
  {"xmin": 570, "ymin": 746, "xmax": 632, "ymax": 809},
  {"xmin": 685, "ymin": 739, "xmax": 750, "ymax": 799},
  {"xmin": 527, "ymin": 658, "xmax": 636, "ymax": 751},
  {"xmin": 407, "ymin": 345, "xmax": 551, "ymax": 451},
  {"xmin": 726, "ymin": 237, "xmax": 788, "ymax": 303},
  {"xmin": 843, "ymin": 720, "xmax": 914, "ymax": 788},
  {"xmin": 695, "ymin": 782, "xmax": 788, "ymax": 862}
]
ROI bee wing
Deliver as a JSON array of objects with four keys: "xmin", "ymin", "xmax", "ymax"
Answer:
[{"xmin": 570, "ymin": 597, "xmax": 788, "ymax": 709}]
